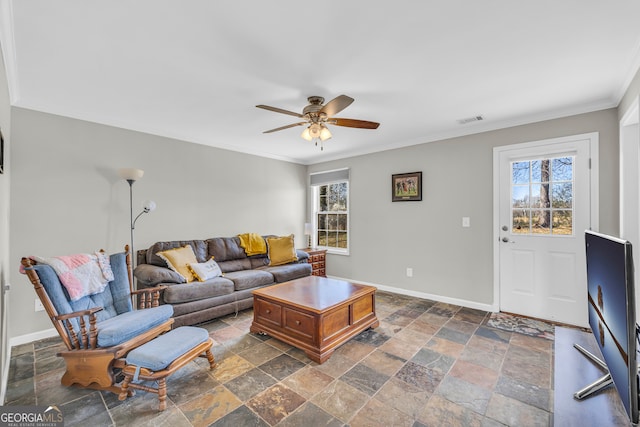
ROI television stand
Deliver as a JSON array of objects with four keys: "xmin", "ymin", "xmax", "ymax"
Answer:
[
  {"xmin": 573, "ymin": 343, "xmax": 614, "ymax": 399},
  {"xmin": 554, "ymin": 327, "xmax": 630, "ymax": 426}
]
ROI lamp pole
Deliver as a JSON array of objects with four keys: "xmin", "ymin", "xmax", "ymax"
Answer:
[{"xmin": 126, "ymin": 178, "xmax": 135, "ymax": 267}]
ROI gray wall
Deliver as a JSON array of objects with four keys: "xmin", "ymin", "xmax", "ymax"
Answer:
[
  {"xmin": 8, "ymin": 108, "xmax": 307, "ymax": 338},
  {"xmin": 309, "ymin": 109, "xmax": 619, "ymax": 306}
]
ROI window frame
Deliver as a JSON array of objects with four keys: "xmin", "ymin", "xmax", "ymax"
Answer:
[{"xmin": 310, "ymin": 169, "xmax": 350, "ymax": 255}]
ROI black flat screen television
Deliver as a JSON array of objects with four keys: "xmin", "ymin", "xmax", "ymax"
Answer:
[{"xmin": 583, "ymin": 230, "xmax": 638, "ymax": 423}]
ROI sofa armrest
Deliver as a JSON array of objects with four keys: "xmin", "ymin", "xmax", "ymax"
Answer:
[
  {"xmin": 295, "ymin": 250, "xmax": 310, "ymax": 263},
  {"xmin": 134, "ymin": 264, "xmax": 185, "ymax": 286}
]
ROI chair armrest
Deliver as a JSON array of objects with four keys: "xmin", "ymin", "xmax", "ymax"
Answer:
[
  {"xmin": 53, "ymin": 307, "xmax": 104, "ymax": 350},
  {"xmin": 131, "ymin": 285, "xmax": 167, "ymax": 309},
  {"xmin": 53, "ymin": 306, "xmax": 103, "ymax": 322}
]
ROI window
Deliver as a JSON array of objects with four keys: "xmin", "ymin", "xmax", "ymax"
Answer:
[
  {"xmin": 310, "ymin": 169, "xmax": 349, "ymax": 254},
  {"xmin": 511, "ymin": 156, "xmax": 574, "ymax": 235}
]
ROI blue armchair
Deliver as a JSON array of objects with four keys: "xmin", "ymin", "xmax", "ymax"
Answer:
[{"xmin": 21, "ymin": 246, "xmax": 174, "ymax": 395}]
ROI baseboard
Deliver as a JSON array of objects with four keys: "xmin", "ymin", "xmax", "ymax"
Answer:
[
  {"xmin": 328, "ymin": 275, "xmax": 498, "ymax": 313},
  {"xmin": 9, "ymin": 327, "xmax": 58, "ymax": 347}
]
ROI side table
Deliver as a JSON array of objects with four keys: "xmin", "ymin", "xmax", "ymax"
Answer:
[{"xmin": 300, "ymin": 248, "xmax": 327, "ymax": 277}]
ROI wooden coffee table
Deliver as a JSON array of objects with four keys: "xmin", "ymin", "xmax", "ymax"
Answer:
[{"xmin": 250, "ymin": 276, "xmax": 379, "ymax": 364}]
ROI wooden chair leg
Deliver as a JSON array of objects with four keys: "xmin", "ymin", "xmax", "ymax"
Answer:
[
  {"xmin": 204, "ymin": 349, "xmax": 215, "ymax": 369},
  {"xmin": 118, "ymin": 376, "xmax": 131, "ymax": 401},
  {"xmin": 158, "ymin": 379, "xmax": 167, "ymax": 411}
]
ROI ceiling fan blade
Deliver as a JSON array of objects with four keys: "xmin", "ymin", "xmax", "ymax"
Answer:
[
  {"xmin": 330, "ymin": 118, "xmax": 380, "ymax": 129},
  {"xmin": 320, "ymin": 95, "xmax": 354, "ymax": 117},
  {"xmin": 256, "ymin": 104, "xmax": 304, "ymax": 118},
  {"xmin": 263, "ymin": 122, "xmax": 307, "ymax": 133}
]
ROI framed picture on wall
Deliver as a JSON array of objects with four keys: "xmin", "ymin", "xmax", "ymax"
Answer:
[
  {"xmin": 392, "ymin": 171, "xmax": 422, "ymax": 201},
  {"xmin": 0, "ymin": 128, "xmax": 3, "ymax": 174}
]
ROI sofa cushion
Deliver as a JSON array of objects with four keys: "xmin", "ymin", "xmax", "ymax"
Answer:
[
  {"xmin": 224, "ymin": 269, "xmax": 274, "ymax": 291},
  {"xmin": 157, "ymin": 245, "xmax": 198, "ymax": 282},
  {"xmin": 188, "ymin": 257, "xmax": 223, "ymax": 282},
  {"xmin": 147, "ymin": 240, "xmax": 208, "ymax": 266},
  {"xmin": 163, "ymin": 277, "xmax": 234, "ymax": 304},
  {"xmin": 266, "ymin": 235, "xmax": 298, "ymax": 266},
  {"xmin": 169, "ymin": 286, "xmax": 258, "ymax": 317},
  {"xmin": 250, "ymin": 257, "xmax": 270, "ymax": 269},
  {"xmin": 207, "ymin": 237, "xmax": 248, "ymax": 262},
  {"xmin": 97, "ymin": 304, "xmax": 174, "ymax": 348},
  {"xmin": 262, "ymin": 263, "xmax": 313, "ymax": 283},
  {"xmin": 217, "ymin": 258, "xmax": 252, "ymax": 273}
]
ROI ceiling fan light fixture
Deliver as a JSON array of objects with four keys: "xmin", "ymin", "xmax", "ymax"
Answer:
[
  {"xmin": 309, "ymin": 123, "xmax": 321, "ymax": 138},
  {"xmin": 301, "ymin": 127, "xmax": 312, "ymax": 141},
  {"xmin": 320, "ymin": 125, "xmax": 332, "ymax": 141}
]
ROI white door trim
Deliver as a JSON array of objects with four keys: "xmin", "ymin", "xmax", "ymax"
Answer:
[
  {"xmin": 492, "ymin": 132, "xmax": 600, "ymax": 313},
  {"xmin": 619, "ymin": 96, "xmax": 640, "ymax": 318}
]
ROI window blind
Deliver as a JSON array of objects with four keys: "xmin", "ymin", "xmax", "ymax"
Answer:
[{"xmin": 310, "ymin": 168, "xmax": 350, "ymax": 186}]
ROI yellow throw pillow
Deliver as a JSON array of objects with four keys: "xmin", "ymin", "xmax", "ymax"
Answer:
[
  {"xmin": 157, "ymin": 245, "xmax": 198, "ymax": 282},
  {"xmin": 266, "ymin": 235, "xmax": 298, "ymax": 266}
]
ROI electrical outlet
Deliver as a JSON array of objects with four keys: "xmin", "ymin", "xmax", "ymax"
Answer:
[
  {"xmin": 34, "ymin": 298, "xmax": 45, "ymax": 312},
  {"xmin": 462, "ymin": 217, "xmax": 471, "ymax": 227},
  {"xmin": 406, "ymin": 267, "xmax": 413, "ymax": 277}
]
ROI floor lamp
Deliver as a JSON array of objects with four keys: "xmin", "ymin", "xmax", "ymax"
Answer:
[{"xmin": 118, "ymin": 168, "xmax": 156, "ymax": 268}]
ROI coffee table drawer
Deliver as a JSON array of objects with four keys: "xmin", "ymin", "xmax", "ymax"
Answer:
[
  {"xmin": 284, "ymin": 308, "xmax": 315, "ymax": 341},
  {"xmin": 255, "ymin": 299, "xmax": 282, "ymax": 327},
  {"xmin": 353, "ymin": 294, "xmax": 374, "ymax": 322}
]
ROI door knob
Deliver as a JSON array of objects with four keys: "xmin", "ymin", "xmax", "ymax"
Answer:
[{"xmin": 502, "ymin": 237, "xmax": 509, "ymax": 243}]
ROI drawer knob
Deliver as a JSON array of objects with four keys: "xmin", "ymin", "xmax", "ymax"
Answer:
[
  {"xmin": 295, "ymin": 320, "xmax": 301, "ymax": 325},
  {"xmin": 266, "ymin": 309, "xmax": 271, "ymax": 314}
]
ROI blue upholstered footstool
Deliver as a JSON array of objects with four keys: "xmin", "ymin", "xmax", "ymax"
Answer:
[{"xmin": 118, "ymin": 326, "xmax": 215, "ymax": 410}]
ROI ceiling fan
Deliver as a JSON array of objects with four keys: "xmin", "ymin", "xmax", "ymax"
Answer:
[{"xmin": 256, "ymin": 95, "xmax": 380, "ymax": 150}]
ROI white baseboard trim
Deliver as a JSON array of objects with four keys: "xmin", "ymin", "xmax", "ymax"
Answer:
[
  {"xmin": 9, "ymin": 327, "xmax": 58, "ymax": 348},
  {"xmin": 328, "ymin": 276, "xmax": 498, "ymax": 313}
]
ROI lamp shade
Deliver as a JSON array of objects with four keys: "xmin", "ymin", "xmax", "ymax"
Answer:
[
  {"xmin": 309, "ymin": 123, "xmax": 321, "ymax": 138},
  {"xmin": 143, "ymin": 200, "xmax": 157, "ymax": 213},
  {"xmin": 304, "ymin": 222, "xmax": 312, "ymax": 236},
  {"xmin": 319, "ymin": 125, "xmax": 332, "ymax": 141},
  {"xmin": 118, "ymin": 168, "xmax": 144, "ymax": 182},
  {"xmin": 301, "ymin": 127, "xmax": 312, "ymax": 141}
]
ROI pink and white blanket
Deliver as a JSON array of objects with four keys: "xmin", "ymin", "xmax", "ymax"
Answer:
[{"xmin": 30, "ymin": 253, "xmax": 115, "ymax": 301}]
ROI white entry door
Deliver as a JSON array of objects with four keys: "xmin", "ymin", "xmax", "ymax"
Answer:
[{"xmin": 494, "ymin": 133, "xmax": 598, "ymax": 327}]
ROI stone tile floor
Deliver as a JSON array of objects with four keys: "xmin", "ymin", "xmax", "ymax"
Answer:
[{"xmin": 4, "ymin": 291, "xmax": 554, "ymax": 426}]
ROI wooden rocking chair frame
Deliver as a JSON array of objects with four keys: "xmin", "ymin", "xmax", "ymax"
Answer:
[{"xmin": 21, "ymin": 245, "xmax": 174, "ymax": 394}]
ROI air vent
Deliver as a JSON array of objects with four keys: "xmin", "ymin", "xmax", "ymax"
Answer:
[{"xmin": 457, "ymin": 115, "xmax": 484, "ymax": 125}]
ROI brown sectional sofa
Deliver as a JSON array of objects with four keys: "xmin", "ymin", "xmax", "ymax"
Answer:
[{"xmin": 134, "ymin": 236, "xmax": 312, "ymax": 327}]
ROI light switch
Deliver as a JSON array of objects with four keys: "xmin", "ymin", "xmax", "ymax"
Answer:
[{"xmin": 462, "ymin": 217, "xmax": 470, "ymax": 227}]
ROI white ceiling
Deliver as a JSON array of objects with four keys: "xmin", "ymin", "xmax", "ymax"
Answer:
[{"xmin": 2, "ymin": 1, "xmax": 640, "ymax": 165}]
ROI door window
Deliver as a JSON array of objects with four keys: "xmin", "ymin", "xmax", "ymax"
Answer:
[{"xmin": 511, "ymin": 156, "xmax": 574, "ymax": 235}]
